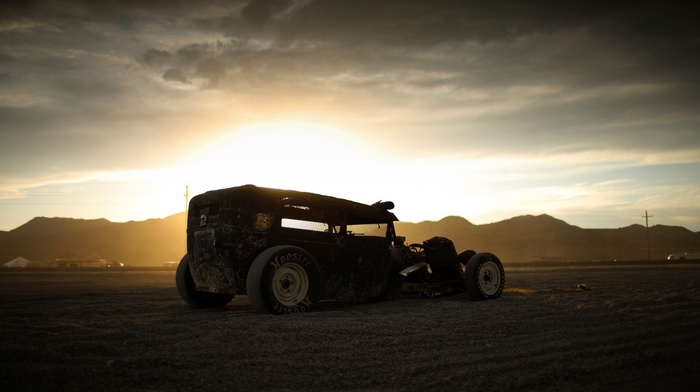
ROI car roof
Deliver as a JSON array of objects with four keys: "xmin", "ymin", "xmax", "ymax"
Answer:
[{"xmin": 193, "ymin": 184, "xmax": 398, "ymax": 223}]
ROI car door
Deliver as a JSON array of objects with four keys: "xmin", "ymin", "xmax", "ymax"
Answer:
[{"xmin": 339, "ymin": 221, "xmax": 391, "ymax": 301}]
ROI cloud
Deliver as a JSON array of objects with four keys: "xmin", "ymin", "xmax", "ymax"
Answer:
[
  {"xmin": 194, "ymin": 57, "xmax": 226, "ymax": 87},
  {"xmin": 241, "ymin": 0, "xmax": 294, "ymax": 27},
  {"xmin": 140, "ymin": 49, "xmax": 171, "ymax": 68},
  {"xmin": 162, "ymin": 68, "xmax": 190, "ymax": 83}
]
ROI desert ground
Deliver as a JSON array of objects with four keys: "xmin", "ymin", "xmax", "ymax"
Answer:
[{"xmin": 1, "ymin": 262, "xmax": 699, "ymax": 391}]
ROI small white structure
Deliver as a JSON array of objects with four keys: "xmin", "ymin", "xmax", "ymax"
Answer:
[
  {"xmin": 4, "ymin": 257, "xmax": 32, "ymax": 268},
  {"xmin": 667, "ymin": 252, "xmax": 700, "ymax": 260}
]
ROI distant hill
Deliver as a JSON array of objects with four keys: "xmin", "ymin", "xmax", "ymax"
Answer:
[
  {"xmin": 2, "ymin": 213, "xmax": 699, "ymax": 266},
  {"xmin": 395, "ymin": 214, "xmax": 700, "ymax": 262},
  {"xmin": 0, "ymin": 214, "xmax": 187, "ymax": 267}
]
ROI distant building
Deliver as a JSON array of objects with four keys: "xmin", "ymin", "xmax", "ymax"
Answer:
[
  {"xmin": 667, "ymin": 252, "xmax": 700, "ymax": 260},
  {"xmin": 51, "ymin": 255, "xmax": 111, "ymax": 268}
]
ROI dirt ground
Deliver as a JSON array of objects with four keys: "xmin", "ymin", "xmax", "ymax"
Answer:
[{"xmin": 1, "ymin": 263, "xmax": 699, "ymax": 391}]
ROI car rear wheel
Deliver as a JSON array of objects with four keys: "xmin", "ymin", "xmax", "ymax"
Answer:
[
  {"xmin": 176, "ymin": 254, "xmax": 235, "ymax": 308},
  {"xmin": 465, "ymin": 252, "xmax": 505, "ymax": 300},
  {"xmin": 246, "ymin": 245, "xmax": 322, "ymax": 314}
]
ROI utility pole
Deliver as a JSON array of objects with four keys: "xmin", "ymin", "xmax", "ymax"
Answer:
[
  {"xmin": 184, "ymin": 184, "xmax": 190, "ymax": 213},
  {"xmin": 184, "ymin": 184, "xmax": 190, "ymax": 254},
  {"xmin": 642, "ymin": 210, "xmax": 653, "ymax": 261}
]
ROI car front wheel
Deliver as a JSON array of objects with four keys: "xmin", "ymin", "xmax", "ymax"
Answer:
[
  {"xmin": 246, "ymin": 245, "xmax": 322, "ymax": 315},
  {"xmin": 465, "ymin": 252, "xmax": 505, "ymax": 300}
]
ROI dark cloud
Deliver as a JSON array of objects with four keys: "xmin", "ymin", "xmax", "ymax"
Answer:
[
  {"xmin": 0, "ymin": 0, "xmax": 240, "ymax": 23},
  {"xmin": 3, "ymin": 0, "xmax": 680, "ymax": 48},
  {"xmin": 129, "ymin": 0, "xmax": 699, "ymax": 92},
  {"xmin": 263, "ymin": 0, "xmax": 631, "ymax": 46},
  {"xmin": 140, "ymin": 43, "xmax": 232, "ymax": 86},
  {"xmin": 241, "ymin": 0, "xmax": 293, "ymax": 27},
  {"xmin": 176, "ymin": 43, "xmax": 213, "ymax": 63},
  {"xmin": 162, "ymin": 68, "xmax": 189, "ymax": 83},
  {"xmin": 195, "ymin": 58, "xmax": 226, "ymax": 87},
  {"xmin": 3, "ymin": 0, "xmax": 700, "ymax": 164},
  {"xmin": 140, "ymin": 49, "xmax": 171, "ymax": 68}
]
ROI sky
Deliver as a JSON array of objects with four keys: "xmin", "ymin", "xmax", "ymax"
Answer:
[{"xmin": 1, "ymin": 0, "xmax": 699, "ymax": 232}]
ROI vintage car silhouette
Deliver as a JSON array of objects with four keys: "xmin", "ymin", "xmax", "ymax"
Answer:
[{"xmin": 177, "ymin": 185, "xmax": 505, "ymax": 314}]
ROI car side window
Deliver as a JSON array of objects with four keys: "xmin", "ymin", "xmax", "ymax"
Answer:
[
  {"xmin": 280, "ymin": 204, "xmax": 341, "ymax": 234},
  {"xmin": 281, "ymin": 218, "xmax": 335, "ymax": 233}
]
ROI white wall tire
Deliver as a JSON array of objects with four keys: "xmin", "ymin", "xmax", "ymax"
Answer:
[{"xmin": 246, "ymin": 246, "xmax": 322, "ymax": 314}]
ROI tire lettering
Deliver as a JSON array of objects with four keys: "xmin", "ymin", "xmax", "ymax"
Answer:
[
  {"xmin": 272, "ymin": 295, "xmax": 313, "ymax": 314},
  {"xmin": 273, "ymin": 251, "xmax": 311, "ymax": 270},
  {"xmin": 271, "ymin": 257, "xmax": 282, "ymax": 271},
  {"xmin": 300, "ymin": 295, "xmax": 313, "ymax": 308}
]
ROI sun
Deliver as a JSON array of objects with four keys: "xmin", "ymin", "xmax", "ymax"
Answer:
[{"xmin": 176, "ymin": 121, "xmax": 381, "ymax": 197}]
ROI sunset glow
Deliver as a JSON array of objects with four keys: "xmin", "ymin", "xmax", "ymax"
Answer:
[{"xmin": 177, "ymin": 122, "xmax": 381, "ymax": 192}]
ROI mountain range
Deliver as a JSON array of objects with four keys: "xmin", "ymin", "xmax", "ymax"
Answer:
[
  {"xmin": 2, "ymin": 213, "xmax": 699, "ymax": 266},
  {"xmin": 0, "ymin": 214, "xmax": 187, "ymax": 267},
  {"xmin": 396, "ymin": 215, "xmax": 700, "ymax": 263}
]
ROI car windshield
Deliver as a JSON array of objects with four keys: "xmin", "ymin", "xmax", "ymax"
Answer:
[{"xmin": 347, "ymin": 222, "xmax": 388, "ymax": 237}]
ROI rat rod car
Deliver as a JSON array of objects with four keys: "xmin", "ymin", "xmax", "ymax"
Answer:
[{"xmin": 176, "ymin": 185, "xmax": 505, "ymax": 314}]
